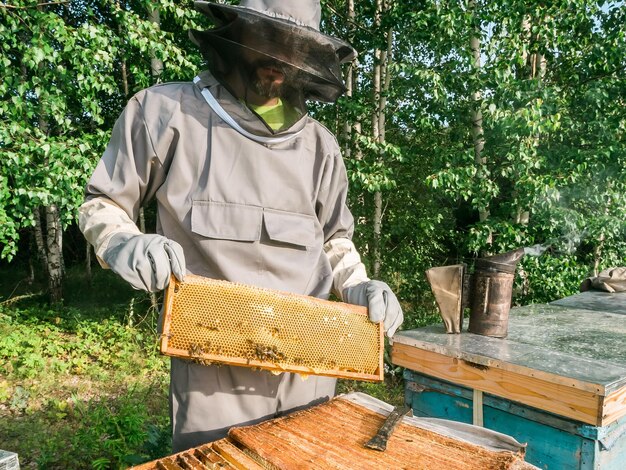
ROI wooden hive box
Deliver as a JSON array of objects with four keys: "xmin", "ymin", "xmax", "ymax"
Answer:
[
  {"xmin": 131, "ymin": 393, "xmax": 536, "ymax": 470},
  {"xmin": 161, "ymin": 274, "xmax": 384, "ymax": 381}
]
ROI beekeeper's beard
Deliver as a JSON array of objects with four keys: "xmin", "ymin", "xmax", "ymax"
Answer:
[{"xmin": 244, "ymin": 59, "xmax": 292, "ymax": 99}]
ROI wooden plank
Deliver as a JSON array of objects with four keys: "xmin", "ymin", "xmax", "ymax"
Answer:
[
  {"xmin": 405, "ymin": 369, "xmax": 615, "ymax": 438},
  {"xmin": 130, "ymin": 443, "xmax": 234, "ymax": 470},
  {"xmin": 211, "ymin": 439, "xmax": 266, "ymax": 470},
  {"xmin": 473, "ymin": 389, "xmax": 483, "ymax": 427},
  {"xmin": 193, "ymin": 444, "xmax": 233, "ymax": 468},
  {"xmin": 174, "ymin": 452, "xmax": 206, "ymax": 469},
  {"xmin": 602, "ymin": 385, "xmax": 626, "ymax": 427},
  {"xmin": 392, "ymin": 342, "xmax": 603, "ymax": 426},
  {"xmin": 228, "ymin": 397, "xmax": 531, "ymax": 469}
]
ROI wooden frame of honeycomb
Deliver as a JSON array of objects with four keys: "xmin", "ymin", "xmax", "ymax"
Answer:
[{"xmin": 160, "ymin": 274, "xmax": 384, "ymax": 381}]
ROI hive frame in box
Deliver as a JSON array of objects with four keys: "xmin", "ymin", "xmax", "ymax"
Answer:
[
  {"xmin": 130, "ymin": 393, "xmax": 534, "ymax": 470},
  {"xmin": 160, "ymin": 274, "xmax": 384, "ymax": 381}
]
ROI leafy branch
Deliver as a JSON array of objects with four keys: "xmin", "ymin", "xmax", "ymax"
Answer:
[{"xmin": 1, "ymin": 1, "xmax": 68, "ymax": 9}]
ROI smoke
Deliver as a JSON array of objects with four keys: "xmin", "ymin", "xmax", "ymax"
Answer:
[
  {"xmin": 523, "ymin": 228, "xmax": 590, "ymax": 257},
  {"xmin": 560, "ymin": 228, "xmax": 589, "ymax": 254},
  {"xmin": 523, "ymin": 244, "xmax": 549, "ymax": 257}
]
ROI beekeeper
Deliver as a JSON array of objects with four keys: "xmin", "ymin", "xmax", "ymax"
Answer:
[{"xmin": 79, "ymin": 0, "xmax": 403, "ymax": 452}]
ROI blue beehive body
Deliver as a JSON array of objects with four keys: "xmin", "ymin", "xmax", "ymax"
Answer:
[{"xmin": 405, "ymin": 370, "xmax": 626, "ymax": 469}]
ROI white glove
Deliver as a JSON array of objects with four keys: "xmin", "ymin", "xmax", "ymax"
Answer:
[
  {"xmin": 102, "ymin": 233, "xmax": 186, "ymax": 292},
  {"xmin": 343, "ymin": 280, "xmax": 403, "ymax": 338}
]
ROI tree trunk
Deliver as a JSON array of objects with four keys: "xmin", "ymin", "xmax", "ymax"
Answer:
[
  {"xmin": 85, "ymin": 240, "xmax": 92, "ymax": 284},
  {"xmin": 593, "ymin": 233, "xmax": 605, "ymax": 277},
  {"xmin": 34, "ymin": 4, "xmax": 64, "ymax": 302},
  {"xmin": 34, "ymin": 202, "xmax": 65, "ymax": 302},
  {"xmin": 148, "ymin": 6, "xmax": 163, "ymax": 83},
  {"xmin": 121, "ymin": 60, "xmax": 129, "ymax": 97},
  {"xmin": 514, "ymin": 15, "xmax": 547, "ymax": 226},
  {"xmin": 27, "ymin": 233, "xmax": 36, "ymax": 285},
  {"xmin": 116, "ymin": 0, "xmax": 130, "ymax": 97},
  {"xmin": 139, "ymin": 207, "xmax": 147, "ymax": 233},
  {"xmin": 593, "ymin": 206, "xmax": 609, "ymax": 276},
  {"xmin": 45, "ymin": 204, "xmax": 63, "ymax": 303},
  {"xmin": 371, "ymin": 0, "xmax": 392, "ymax": 278},
  {"xmin": 469, "ymin": 1, "xmax": 491, "ymax": 249},
  {"xmin": 342, "ymin": 0, "xmax": 356, "ymax": 159},
  {"xmin": 342, "ymin": 0, "xmax": 368, "ymax": 269},
  {"xmin": 33, "ymin": 208, "xmax": 48, "ymax": 268}
]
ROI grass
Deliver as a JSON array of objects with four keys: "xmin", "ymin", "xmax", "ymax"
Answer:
[
  {"xmin": 1, "ymin": 267, "xmax": 171, "ymax": 469},
  {"xmin": 0, "ymin": 264, "xmax": 439, "ymax": 469}
]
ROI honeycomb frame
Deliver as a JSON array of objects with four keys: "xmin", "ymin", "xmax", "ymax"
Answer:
[{"xmin": 161, "ymin": 274, "xmax": 384, "ymax": 382}]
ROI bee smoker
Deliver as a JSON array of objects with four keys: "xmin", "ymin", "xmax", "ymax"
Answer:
[
  {"xmin": 468, "ymin": 248, "xmax": 525, "ymax": 338},
  {"xmin": 426, "ymin": 248, "xmax": 525, "ymax": 338}
]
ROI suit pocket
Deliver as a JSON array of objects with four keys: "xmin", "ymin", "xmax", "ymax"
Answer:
[
  {"xmin": 191, "ymin": 201, "xmax": 263, "ymax": 241},
  {"xmin": 263, "ymin": 208, "xmax": 317, "ymax": 248}
]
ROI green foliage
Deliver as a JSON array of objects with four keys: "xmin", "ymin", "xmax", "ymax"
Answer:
[
  {"xmin": 0, "ymin": 0, "xmax": 624, "ymax": 359},
  {"xmin": 0, "ymin": 0, "xmax": 207, "ymax": 261},
  {"xmin": 392, "ymin": 0, "xmax": 625, "ymax": 304},
  {"xmin": 36, "ymin": 388, "xmax": 171, "ymax": 469},
  {"xmin": 516, "ymin": 254, "xmax": 591, "ymax": 305},
  {"xmin": 0, "ymin": 295, "xmax": 170, "ymax": 468},
  {"xmin": 0, "ymin": 306, "xmax": 161, "ymax": 380}
]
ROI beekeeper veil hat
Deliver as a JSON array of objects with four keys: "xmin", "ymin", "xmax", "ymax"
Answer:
[{"xmin": 189, "ymin": 0, "xmax": 357, "ymax": 106}]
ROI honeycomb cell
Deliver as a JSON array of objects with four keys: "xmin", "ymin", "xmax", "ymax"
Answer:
[{"xmin": 160, "ymin": 275, "xmax": 383, "ymax": 381}]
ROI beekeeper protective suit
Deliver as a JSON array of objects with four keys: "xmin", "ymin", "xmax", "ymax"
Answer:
[{"xmin": 79, "ymin": 0, "xmax": 403, "ymax": 452}]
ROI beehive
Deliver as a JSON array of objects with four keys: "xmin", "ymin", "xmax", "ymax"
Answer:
[
  {"xmin": 131, "ymin": 394, "xmax": 534, "ymax": 470},
  {"xmin": 160, "ymin": 274, "xmax": 384, "ymax": 381}
]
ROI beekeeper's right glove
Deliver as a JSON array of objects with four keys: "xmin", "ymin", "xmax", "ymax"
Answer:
[{"xmin": 102, "ymin": 233, "xmax": 186, "ymax": 292}]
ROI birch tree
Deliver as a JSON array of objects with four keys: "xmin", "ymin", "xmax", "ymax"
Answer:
[
  {"xmin": 0, "ymin": 0, "xmax": 203, "ymax": 302},
  {"xmin": 428, "ymin": 0, "xmax": 626, "ymax": 302}
]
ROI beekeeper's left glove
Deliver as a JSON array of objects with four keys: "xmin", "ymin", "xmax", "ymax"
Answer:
[{"xmin": 343, "ymin": 280, "xmax": 403, "ymax": 338}]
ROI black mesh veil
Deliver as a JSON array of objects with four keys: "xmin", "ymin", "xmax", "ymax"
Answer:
[{"xmin": 190, "ymin": 2, "xmax": 356, "ymax": 110}]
